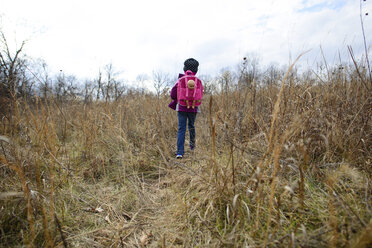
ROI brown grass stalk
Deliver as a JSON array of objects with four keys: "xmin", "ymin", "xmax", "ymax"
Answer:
[{"xmin": 0, "ymin": 155, "xmax": 35, "ymax": 247}]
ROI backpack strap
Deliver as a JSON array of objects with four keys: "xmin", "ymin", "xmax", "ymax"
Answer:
[
  {"xmin": 185, "ymin": 76, "xmax": 189, "ymax": 98},
  {"xmin": 193, "ymin": 78, "xmax": 198, "ymax": 98}
]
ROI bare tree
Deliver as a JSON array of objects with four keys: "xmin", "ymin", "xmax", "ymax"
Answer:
[
  {"xmin": 37, "ymin": 60, "xmax": 51, "ymax": 99},
  {"xmin": 0, "ymin": 30, "xmax": 27, "ymax": 117},
  {"xmin": 218, "ymin": 69, "xmax": 235, "ymax": 94},
  {"xmin": 54, "ymin": 71, "xmax": 66, "ymax": 102},
  {"xmin": 262, "ymin": 63, "xmax": 283, "ymax": 86},
  {"xmin": 152, "ymin": 70, "xmax": 170, "ymax": 98},
  {"xmin": 83, "ymin": 79, "xmax": 94, "ymax": 104},
  {"xmin": 199, "ymin": 74, "xmax": 216, "ymax": 95},
  {"xmin": 136, "ymin": 73, "xmax": 149, "ymax": 94},
  {"xmin": 95, "ymin": 70, "xmax": 103, "ymax": 100},
  {"xmin": 104, "ymin": 63, "xmax": 114, "ymax": 102},
  {"xmin": 113, "ymin": 79, "xmax": 126, "ymax": 101},
  {"xmin": 18, "ymin": 64, "xmax": 34, "ymax": 100},
  {"xmin": 104, "ymin": 63, "xmax": 125, "ymax": 102},
  {"xmin": 65, "ymin": 75, "xmax": 78, "ymax": 99}
]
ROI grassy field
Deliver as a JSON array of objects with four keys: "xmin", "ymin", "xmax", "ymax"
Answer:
[{"xmin": 0, "ymin": 62, "xmax": 371, "ymax": 247}]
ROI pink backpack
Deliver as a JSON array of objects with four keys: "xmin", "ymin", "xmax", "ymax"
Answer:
[{"xmin": 177, "ymin": 70, "xmax": 203, "ymax": 109}]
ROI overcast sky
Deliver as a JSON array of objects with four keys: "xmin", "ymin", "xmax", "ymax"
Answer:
[{"xmin": 1, "ymin": 0, "xmax": 371, "ymax": 83}]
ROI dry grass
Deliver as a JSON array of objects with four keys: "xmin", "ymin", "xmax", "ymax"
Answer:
[{"xmin": 0, "ymin": 64, "xmax": 371, "ymax": 247}]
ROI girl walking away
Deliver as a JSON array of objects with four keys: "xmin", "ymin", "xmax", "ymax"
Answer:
[{"xmin": 169, "ymin": 58, "xmax": 203, "ymax": 159}]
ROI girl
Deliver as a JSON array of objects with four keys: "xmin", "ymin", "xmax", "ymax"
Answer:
[{"xmin": 169, "ymin": 58, "xmax": 203, "ymax": 159}]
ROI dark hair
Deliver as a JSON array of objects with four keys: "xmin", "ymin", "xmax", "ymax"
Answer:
[{"xmin": 183, "ymin": 58, "xmax": 199, "ymax": 73}]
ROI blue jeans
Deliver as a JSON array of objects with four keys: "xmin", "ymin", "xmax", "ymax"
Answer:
[{"xmin": 177, "ymin": 111, "xmax": 197, "ymax": 155}]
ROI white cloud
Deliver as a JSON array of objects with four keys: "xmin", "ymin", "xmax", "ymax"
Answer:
[{"xmin": 1, "ymin": 0, "xmax": 371, "ymax": 82}]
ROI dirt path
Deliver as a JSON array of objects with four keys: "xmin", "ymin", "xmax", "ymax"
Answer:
[{"xmin": 115, "ymin": 153, "xmax": 209, "ymax": 247}]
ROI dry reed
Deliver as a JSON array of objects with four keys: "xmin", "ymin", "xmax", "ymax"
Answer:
[{"xmin": 1, "ymin": 60, "xmax": 371, "ymax": 247}]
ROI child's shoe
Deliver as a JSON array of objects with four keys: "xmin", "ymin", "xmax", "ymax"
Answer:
[{"xmin": 176, "ymin": 154, "xmax": 183, "ymax": 159}]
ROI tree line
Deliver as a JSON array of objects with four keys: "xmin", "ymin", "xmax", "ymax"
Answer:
[{"xmin": 2, "ymin": 31, "xmax": 370, "ymax": 119}]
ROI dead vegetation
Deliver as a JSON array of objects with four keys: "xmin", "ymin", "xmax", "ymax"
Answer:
[
  {"xmin": 1, "ymin": 55, "xmax": 371, "ymax": 247},
  {"xmin": 1, "ymin": 28, "xmax": 371, "ymax": 246}
]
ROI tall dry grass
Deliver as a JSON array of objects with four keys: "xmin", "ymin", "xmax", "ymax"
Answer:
[{"xmin": 0, "ymin": 62, "xmax": 371, "ymax": 247}]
